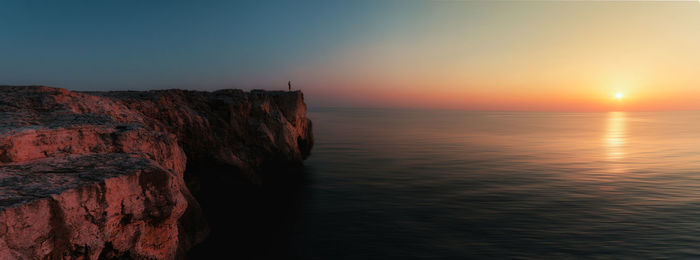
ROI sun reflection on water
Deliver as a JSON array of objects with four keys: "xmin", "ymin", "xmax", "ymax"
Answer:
[{"xmin": 605, "ymin": 112, "xmax": 627, "ymax": 172}]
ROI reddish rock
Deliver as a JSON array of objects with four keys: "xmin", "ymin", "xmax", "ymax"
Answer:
[
  {"xmin": 0, "ymin": 154, "xmax": 187, "ymax": 259},
  {"xmin": 95, "ymin": 89, "xmax": 314, "ymax": 176},
  {"xmin": 0, "ymin": 86, "xmax": 313, "ymax": 259}
]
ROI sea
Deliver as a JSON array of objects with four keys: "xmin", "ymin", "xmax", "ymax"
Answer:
[
  {"xmin": 293, "ymin": 108, "xmax": 700, "ymax": 259},
  {"xmin": 193, "ymin": 108, "xmax": 700, "ymax": 259}
]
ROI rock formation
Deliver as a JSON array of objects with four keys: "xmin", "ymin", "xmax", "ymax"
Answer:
[{"xmin": 0, "ymin": 86, "xmax": 313, "ymax": 259}]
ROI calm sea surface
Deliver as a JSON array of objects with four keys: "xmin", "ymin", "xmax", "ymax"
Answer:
[{"xmin": 291, "ymin": 108, "xmax": 700, "ymax": 259}]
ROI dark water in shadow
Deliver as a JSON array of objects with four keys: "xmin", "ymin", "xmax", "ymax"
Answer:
[
  {"xmin": 193, "ymin": 108, "xmax": 700, "ymax": 259},
  {"xmin": 185, "ymin": 161, "xmax": 310, "ymax": 258}
]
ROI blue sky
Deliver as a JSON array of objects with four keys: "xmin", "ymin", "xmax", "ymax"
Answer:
[{"xmin": 0, "ymin": 1, "xmax": 400, "ymax": 91}]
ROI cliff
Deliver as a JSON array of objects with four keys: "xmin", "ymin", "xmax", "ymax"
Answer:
[{"xmin": 0, "ymin": 86, "xmax": 313, "ymax": 259}]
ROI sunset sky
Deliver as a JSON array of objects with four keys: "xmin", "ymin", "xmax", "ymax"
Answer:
[{"xmin": 3, "ymin": 1, "xmax": 700, "ymax": 111}]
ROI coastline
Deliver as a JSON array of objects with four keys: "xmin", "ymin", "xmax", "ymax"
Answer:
[{"xmin": 0, "ymin": 86, "xmax": 313, "ymax": 258}]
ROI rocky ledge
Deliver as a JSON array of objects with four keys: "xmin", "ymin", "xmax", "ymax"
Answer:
[{"xmin": 0, "ymin": 86, "xmax": 313, "ymax": 259}]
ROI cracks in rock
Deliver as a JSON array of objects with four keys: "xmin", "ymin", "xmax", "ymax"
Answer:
[
  {"xmin": 119, "ymin": 200, "xmax": 133, "ymax": 225},
  {"xmin": 98, "ymin": 242, "xmax": 131, "ymax": 259},
  {"xmin": 47, "ymin": 198, "xmax": 71, "ymax": 259},
  {"xmin": 138, "ymin": 170, "xmax": 174, "ymax": 226}
]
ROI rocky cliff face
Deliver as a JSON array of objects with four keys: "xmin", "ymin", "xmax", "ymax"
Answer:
[
  {"xmin": 0, "ymin": 86, "xmax": 313, "ymax": 259},
  {"xmin": 94, "ymin": 89, "xmax": 313, "ymax": 178}
]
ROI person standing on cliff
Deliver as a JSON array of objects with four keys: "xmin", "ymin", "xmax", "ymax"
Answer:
[{"xmin": 288, "ymin": 80, "xmax": 291, "ymax": 91}]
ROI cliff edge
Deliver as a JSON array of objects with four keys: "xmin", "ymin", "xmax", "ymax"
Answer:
[{"xmin": 0, "ymin": 86, "xmax": 313, "ymax": 259}]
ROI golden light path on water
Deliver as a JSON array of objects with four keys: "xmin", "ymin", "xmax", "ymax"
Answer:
[{"xmin": 605, "ymin": 111, "xmax": 626, "ymax": 173}]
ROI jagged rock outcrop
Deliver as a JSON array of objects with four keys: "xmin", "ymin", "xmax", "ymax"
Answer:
[
  {"xmin": 95, "ymin": 89, "xmax": 313, "ymax": 177},
  {"xmin": 0, "ymin": 86, "xmax": 313, "ymax": 259}
]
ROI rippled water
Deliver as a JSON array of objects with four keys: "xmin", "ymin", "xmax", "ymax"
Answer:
[{"xmin": 294, "ymin": 108, "xmax": 700, "ymax": 259}]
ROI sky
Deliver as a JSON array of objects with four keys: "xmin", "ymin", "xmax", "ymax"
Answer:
[{"xmin": 2, "ymin": 0, "xmax": 700, "ymax": 111}]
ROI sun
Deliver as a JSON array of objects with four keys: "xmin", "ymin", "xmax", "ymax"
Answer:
[{"xmin": 615, "ymin": 92, "xmax": 624, "ymax": 100}]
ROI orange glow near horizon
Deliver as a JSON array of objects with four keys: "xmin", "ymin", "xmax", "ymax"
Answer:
[
  {"xmin": 302, "ymin": 2, "xmax": 700, "ymax": 112},
  {"xmin": 310, "ymin": 81, "xmax": 699, "ymax": 112}
]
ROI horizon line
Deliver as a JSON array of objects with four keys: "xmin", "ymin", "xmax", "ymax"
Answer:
[{"xmin": 308, "ymin": 105, "xmax": 700, "ymax": 113}]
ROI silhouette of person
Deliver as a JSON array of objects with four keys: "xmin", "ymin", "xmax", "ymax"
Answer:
[{"xmin": 288, "ymin": 81, "xmax": 291, "ymax": 91}]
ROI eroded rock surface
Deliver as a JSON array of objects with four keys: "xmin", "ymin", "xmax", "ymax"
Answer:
[
  {"xmin": 0, "ymin": 86, "xmax": 313, "ymax": 259},
  {"xmin": 0, "ymin": 154, "xmax": 187, "ymax": 259}
]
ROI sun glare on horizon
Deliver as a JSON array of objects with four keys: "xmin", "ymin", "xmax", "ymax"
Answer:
[{"xmin": 615, "ymin": 92, "xmax": 624, "ymax": 100}]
